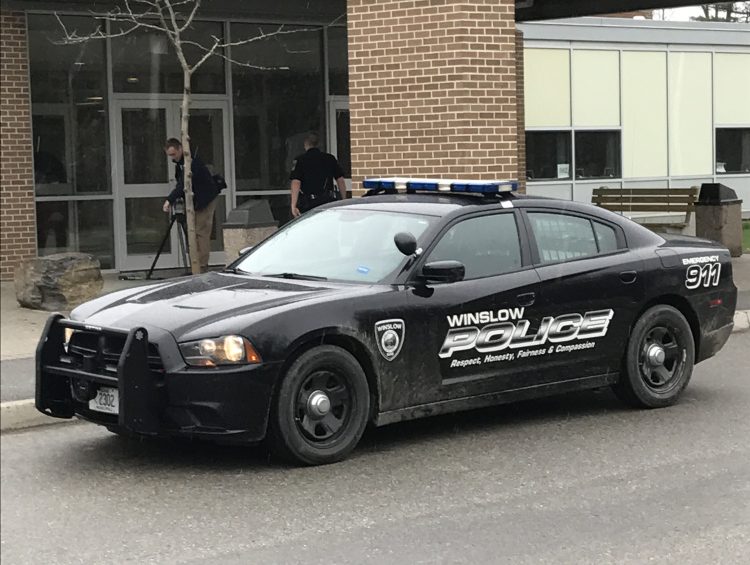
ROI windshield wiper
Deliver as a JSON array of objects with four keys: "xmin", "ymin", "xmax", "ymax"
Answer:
[
  {"xmin": 223, "ymin": 266, "xmax": 249, "ymax": 275},
  {"xmin": 262, "ymin": 272, "xmax": 328, "ymax": 281}
]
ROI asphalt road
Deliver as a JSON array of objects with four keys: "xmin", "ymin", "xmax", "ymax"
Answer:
[{"xmin": 2, "ymin": 333, "xmax": 749, "ymax": 564}]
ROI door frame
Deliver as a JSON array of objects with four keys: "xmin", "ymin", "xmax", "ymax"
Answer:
[
  {"xmin": 111, "ymin": 97, "xmax": 232, "ymax": 271},
  {"xmin": 327, "ymin": 96, "xmax": 351, "ymax": 192}
]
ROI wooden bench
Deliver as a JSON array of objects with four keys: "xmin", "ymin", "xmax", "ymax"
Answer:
[{"xmin": 592, "ymin": 186, "xmax": 699, "ymax": 233}]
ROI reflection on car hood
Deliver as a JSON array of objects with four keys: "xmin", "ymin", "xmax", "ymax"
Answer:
[{"xmin": 71, "ymin": 272, "xmax": 347, "ymax": 335}]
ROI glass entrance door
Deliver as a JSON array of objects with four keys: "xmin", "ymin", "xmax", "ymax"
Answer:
[{"xmin": 113, "ymin": 100, "xmax": 230, "ymax": 272}]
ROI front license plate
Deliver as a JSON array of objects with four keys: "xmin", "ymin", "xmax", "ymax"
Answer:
[{"xmin": 89, "ymin": 387, "xmax": 119, "ymax": 415}]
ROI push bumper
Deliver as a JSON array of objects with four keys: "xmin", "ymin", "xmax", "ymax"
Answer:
[{"xmin": 36, "ymin": 315, "xmax": 280, "ymax": 444}]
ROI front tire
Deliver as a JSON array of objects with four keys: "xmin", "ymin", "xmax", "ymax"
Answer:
[
  {"xmin": 268, "ymin": 345, "xmax": 370, "ymax": 465},
  {"xmin": 614, "ymin": 305, "xmax": 695, "ymax": 408}
]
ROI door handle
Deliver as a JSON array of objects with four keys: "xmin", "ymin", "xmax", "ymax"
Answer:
[
  {"xmin": 517, "ymin": 292, "xmax": 535, "ymax": 307},
  {"xmin": 619, "ymin": 270, "xmax": 637, "ymax": 284}
]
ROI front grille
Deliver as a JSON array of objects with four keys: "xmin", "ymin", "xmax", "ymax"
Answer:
[{"xmin": 65, "ymin": 329, "xmax": 164, "ymax": 376}]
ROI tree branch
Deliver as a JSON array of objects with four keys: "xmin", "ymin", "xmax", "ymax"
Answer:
[{"xmin": 179, "ymin": 0, "xmax": 202, "ymax": 33}]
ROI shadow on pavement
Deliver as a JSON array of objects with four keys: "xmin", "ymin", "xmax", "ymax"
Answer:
[{"xmin": 53, "ymin": 388, "xmax": 643, "ymax": 473}]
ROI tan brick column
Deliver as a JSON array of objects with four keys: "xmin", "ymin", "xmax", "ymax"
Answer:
[
  {"xmin": 0, "ymin": 10, "xmax": 36, "ymax": 280},
  {"xmin": 347, "ymin": 0, "xmax": 519, "ymax": 193},
  {"xmin": 515, "ymin": 29, "xmax": 526, "ymax": 192}
]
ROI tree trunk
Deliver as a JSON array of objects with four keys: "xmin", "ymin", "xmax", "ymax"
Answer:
[{"xmin": 181, "ymin": 71, "xmax": 201, "ymax": 275}]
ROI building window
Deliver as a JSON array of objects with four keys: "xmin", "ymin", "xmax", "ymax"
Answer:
[
  {"xmin": 575, "ymin": 131, "xmax": 621, "ymax": 179},
  {"xmin": 111, "ymin": 21, "xmax": 225, "ymax": 94},
  {"xmin": 28, "ymin": 15, "xmax": 111, "ymax": 196},
  {"xmin": 231, "ymin": 24, "xmax": 324, "ymax": 193},
  {"xmin": 525, "ymin": 131, "xmax": 572, "ymax": 180},
  {"xmin": 36, "ymin": 201, "xmax": 115, "ymax": 269},
  {"xmin": 28, "ymin": 15, "xmax": 115, "ymax": 268},
  {"xmin": 716, "ymin": 128, "xmax": 750, "ymax": 174},
  {"xmin": 426, "ymin": 214, "xmax": 522, "ymax": 279}
]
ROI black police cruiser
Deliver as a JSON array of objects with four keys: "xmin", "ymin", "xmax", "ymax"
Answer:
[{"xmin": 36, "ymin": 177, "xmax": 737, "ymax": 465}]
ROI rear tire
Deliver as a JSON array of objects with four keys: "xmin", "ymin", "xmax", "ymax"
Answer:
[
  {"xmin": 268, "ymin": 345, "xmax": 370, "ymax": 465},
  {"xmin": 614, "ymin": 305, "xmax": 694, "ymax": 408}
]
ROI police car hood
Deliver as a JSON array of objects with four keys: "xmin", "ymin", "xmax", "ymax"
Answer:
[{"xmin": 70, "ymin": 272, "xmax": 362, "ymax": 336}]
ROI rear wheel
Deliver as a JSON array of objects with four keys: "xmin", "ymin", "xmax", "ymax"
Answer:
[
  {"xmin": 268, "ymin": 345, "xmax": 370, "ymax": 465},
  {"xmin": 614, "ymin": 305, "xmax": 695, "ymax": 408}
]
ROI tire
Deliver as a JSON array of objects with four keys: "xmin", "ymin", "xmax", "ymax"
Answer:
[
  {"xmin": 267, "ymin": 345, "xmax": 370, "ymax": 465},
  {"xmin": 614, "ymin": 305, "xmax": 695, "ymax": 408}
]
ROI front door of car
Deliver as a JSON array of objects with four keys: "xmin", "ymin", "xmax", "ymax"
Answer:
[
  {"xmin": 397, "ymin": 210, "xmax": 549, "ymax": 407},
  {"xmin": 523, "ymin": 210, "xmax": 645, "ymax": 382}
]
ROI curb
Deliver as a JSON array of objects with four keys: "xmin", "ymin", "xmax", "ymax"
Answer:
[
  {"xmin": 2, "ymin": 309, "xmax": 749, "ymax": 433},
  {"xmin": 0, "ymin": 399, "xmax": 77, "ymax": 433},
  {"xmin": 734, "ymin": 309, "xmax": 750, "ymax": 332}
]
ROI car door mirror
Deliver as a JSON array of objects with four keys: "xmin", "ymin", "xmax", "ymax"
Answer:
[
  {"xmin": 421, "ymin": 260, "xmax": 465, "ymax": 284},
  {"xmin": 394, "ymin": 232, "xmax": 418, "ymax": 256}
]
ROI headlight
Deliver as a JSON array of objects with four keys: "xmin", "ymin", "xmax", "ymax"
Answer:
[{"xmin": 179, "ymin": 335, "xmax": 262, "ymax": 367}]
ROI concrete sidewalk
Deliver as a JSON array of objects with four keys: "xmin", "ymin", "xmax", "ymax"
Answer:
[{"xmin": 1, "ymin": 257, "xmax": 749, "ymax": 431}]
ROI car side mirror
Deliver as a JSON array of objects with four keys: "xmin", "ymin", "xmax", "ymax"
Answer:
[
  {"xmin": 394, "ymin": 232, "xmax": 418, "ymax": 256},
  {"xmin": 421, "ymin": 260, "xmax": 465, "ymax": 284}
]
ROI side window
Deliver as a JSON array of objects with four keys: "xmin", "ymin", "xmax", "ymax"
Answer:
[
  {"xmin": 426, "ymin": 213, "xmax": 522, "ymax": 279},
  {"xmin": 528, "ymin": 212, "xmax": 598, "ymax": 263},
  {"xmin": 593, "ymin": 221, "xmax": 619, "ymax": 253}
]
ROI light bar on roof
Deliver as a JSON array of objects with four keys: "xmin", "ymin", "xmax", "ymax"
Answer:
[{"xmin": 363, "ymin": 177, "xmax": 518, "ymax": 194}]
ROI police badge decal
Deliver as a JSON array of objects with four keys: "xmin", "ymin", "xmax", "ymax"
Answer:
[{"xmin": 375, "ymin": 319, "xmax": 405, "ymax": 361}]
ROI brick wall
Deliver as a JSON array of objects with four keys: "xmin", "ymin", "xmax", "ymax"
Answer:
[
  {"xmin": 1, "ymin": 10, "xmax": 36, "ymax": 280},
  {"xmin": 347, "ymin": 0, "xmax": 519, "ymax": 193},
  {"xmin": 515, "ymin": 28, "xmax": 525, "ymax": 192}
]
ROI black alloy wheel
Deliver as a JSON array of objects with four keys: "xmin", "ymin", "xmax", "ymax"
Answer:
[
  {"xmin": 268, "ymin": 345, "xmax": 370, "ymax": 465},
  {"xmin": 614, "ymin": 304, "xmax": 695, "ymax": 408},
  {"xmin": 638, "ymin": 326, "xmax": 685, "ymax": 393},
  {"xmin": 295, "ymin": 370, "xmax": 352, "ymax": 442}
]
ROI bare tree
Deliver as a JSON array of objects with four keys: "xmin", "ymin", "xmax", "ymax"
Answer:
[
  {"xmin": 692, "ymin": 2, "xmax": 750, "ymax": 22},
  {"xmin": 54, "ymin": 0, "xmax": 335, "ymax": 274}
]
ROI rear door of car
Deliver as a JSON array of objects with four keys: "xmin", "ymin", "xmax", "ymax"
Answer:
[
  {"xmin": 396, "ymin": 208, "xmax": 550, "ymax": 406},
  {"xmin": 521, "ymin": 208, "xmax": 644, "ymax": 382}
]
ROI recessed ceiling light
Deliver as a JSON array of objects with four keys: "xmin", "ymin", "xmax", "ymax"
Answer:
[{"xmin": 126, "ymin": 76, "xmax": 139, "ymax": 83}]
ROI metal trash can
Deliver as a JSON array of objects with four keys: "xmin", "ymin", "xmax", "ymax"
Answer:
[
  {"xmin": 695, "ymin": 183, "xmax": 743, "ymax": 257},
  {"xmin": 221, "ymin": 199, "xmax": 278, "ymax": 263}
]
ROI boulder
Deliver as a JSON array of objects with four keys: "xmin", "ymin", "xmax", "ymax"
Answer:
[{"xmin": 14, "ymin": 253, "xmax": 104, "ymax": 311}]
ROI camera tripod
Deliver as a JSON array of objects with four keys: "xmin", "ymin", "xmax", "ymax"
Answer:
[{"xmin": 145, "ymin": 202, "xmax": 191, "ymax": 280}]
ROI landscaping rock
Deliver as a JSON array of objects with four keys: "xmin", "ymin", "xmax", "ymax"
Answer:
[{"xmin": 14, "ymin": 253, "xmax": 103, "ymax": 311}]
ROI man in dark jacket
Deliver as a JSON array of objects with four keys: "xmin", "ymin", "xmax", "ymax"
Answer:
[{"xmin": 163, "ymin": 138, "xmax": 219, "ymax": 273}]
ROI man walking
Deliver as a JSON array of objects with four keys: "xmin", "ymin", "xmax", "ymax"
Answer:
[
  {"xmin": 289, "ymin": 132, "xmax": 348, "ymax": 218},
  {"xmin": 163, "ymin": 138, "xmax": 219, "ymax": 273}
]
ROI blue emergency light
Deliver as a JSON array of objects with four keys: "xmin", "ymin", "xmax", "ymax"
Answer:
[{"xmin": 362, "ymin": 177, "xmax": 518, "ymax": 195}]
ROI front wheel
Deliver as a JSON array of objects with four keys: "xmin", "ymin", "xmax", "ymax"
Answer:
[
  {"xmin": 614, "ymin": 305, "xmax": 695, "ymax": 408},
  {"xmin": 268, "ymin": 345, "xmax": 370, "ymax": 465}
]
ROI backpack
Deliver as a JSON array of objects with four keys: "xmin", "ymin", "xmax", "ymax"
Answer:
[{"xmin": 213, "ymin": 173, "xmax": 228, "ymax": 191}]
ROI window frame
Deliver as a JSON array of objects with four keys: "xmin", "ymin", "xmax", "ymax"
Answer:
[
  {"xmin": 409, "ymin": 209, "xmax": 532, "ymax": 284},
  {"xmin": 521, "ymin": 208, "xmax": 627, "ymax": 267}
]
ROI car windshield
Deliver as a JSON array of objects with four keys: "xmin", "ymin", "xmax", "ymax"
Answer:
[{"xmin": 234, "ymin": 208, "xmax": 435, "ymax": 283}]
